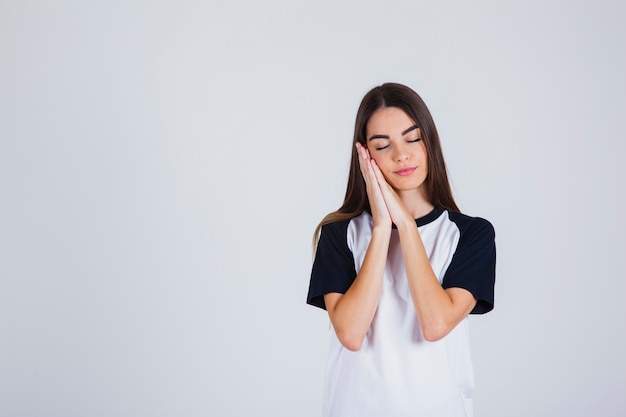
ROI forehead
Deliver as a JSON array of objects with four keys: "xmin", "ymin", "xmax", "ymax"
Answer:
[{"xmin": 366, "ymin": 107, "xmax": 416, "ymax": 135}]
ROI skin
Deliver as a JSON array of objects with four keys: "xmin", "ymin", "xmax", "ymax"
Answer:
[{"xmin": 324, "ymin": 107, "xmax": 477, "ymax": 351}]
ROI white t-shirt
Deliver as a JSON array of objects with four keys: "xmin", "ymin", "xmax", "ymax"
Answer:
[{"xmin": 307, "ymin": 207, "xmax": 496, "ymax": 417}]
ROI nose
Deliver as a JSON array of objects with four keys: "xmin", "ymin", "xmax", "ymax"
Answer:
[{"xmin": 393, "ymin": 143, "xmax": 410, "ymax": 162}]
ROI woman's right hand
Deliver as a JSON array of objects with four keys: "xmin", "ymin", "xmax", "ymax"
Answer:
[
  {"xmin": 324, "ymin": 143, "xmax": 392, "ymax": 352},
  {"xmin": 356, "ymin": 142, "xmax": 392, "ymax": 229}
]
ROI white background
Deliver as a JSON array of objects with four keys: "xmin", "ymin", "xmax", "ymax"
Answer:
[{"xmin": 1, "ymin": 1, "xmax": 625, "ymax": 416}]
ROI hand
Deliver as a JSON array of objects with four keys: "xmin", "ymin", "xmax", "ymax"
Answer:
[
  {"xmin": 355, "ymin": 142, "xmax": 391, "ymax": 229},
  {"xmin": 368, "ymin": 152, "xmax": 413, "ymax": 228}
]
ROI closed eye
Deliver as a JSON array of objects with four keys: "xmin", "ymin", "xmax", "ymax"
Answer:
[
  {"xmin": 408, "ymin": 138, "xmax": 421, "ymax": 143},
  {"xmin": 375, "ymin": 144, "xmax": 390, "ymax": 151}
]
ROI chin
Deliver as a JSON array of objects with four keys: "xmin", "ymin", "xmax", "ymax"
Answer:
[{"xmin": 393, "ymin": 182, "xmax": 427, "ymax": 194}]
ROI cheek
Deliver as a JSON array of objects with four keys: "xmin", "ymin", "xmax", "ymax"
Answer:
[
  {"xmin": 365, "ymin": 146, "xmax": 382, "ymax": 164},
  {"xmin": 418, "ymin": 145, "xmax": 428, "ymax": 165},
  {"xmin": 370, "ymin": 154, "xmax": 387, "ymax": 171}
]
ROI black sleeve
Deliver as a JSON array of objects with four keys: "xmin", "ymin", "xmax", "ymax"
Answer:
[
  {"xmin": 306, "ymin": 220, "xmax": 357, "ymax": 310},
  {"xmin": 442, "ymin": 215, "xmax": 496, "ymax": 314}
]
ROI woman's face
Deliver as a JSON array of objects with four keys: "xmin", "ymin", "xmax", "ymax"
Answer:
[{"xmin": 365, "ymin": 107, "xmax": 428, "ymax": 194}]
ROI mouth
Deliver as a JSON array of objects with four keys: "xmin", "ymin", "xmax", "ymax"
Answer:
[{"xmin": 394, "ymin": 167, "xmax": 416, "ymax": 176}]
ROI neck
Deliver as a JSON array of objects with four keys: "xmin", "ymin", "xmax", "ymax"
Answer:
[{"xmin": 397, "ymin": 187, "xmax": 434, "ymax": 219}]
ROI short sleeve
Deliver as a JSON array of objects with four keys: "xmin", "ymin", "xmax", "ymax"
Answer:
[
  {"xmin": 307, "ymin": 220, "xmax": 357, "ymax": 310},
  {"xmin": 442, "ymin": 215, "xmax": 496, "ymax": 314}
]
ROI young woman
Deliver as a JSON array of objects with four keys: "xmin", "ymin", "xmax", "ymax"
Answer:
[{"xmin": 307, "ymin": 82, "xmax": 496, "ymax": 416}]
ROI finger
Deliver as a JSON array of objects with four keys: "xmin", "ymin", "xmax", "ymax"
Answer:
[
  {"xmin": 355, "ymin": 143, "xmax": 368, "ymax": 168},
  {"xmin": 357, "ymin": 144, "xmax": 371, "ymax": 168},
  {"xmin": 369, "ymin": 160, "xmax": 409, "ymax": 222},
  {"xmin": 369, "ymin": 158, "xmax": 388, "ymax": 186},
  {"xmin": 357, "ymin": 144, "xmax": 376, "ymax": 183},
  {"xmin": 370, "ymin": 159, "xmax": 397, "ymax": 201},
  {"xmin": 355, "ymin": 142, "xmax": 366, "ymax": 156}
]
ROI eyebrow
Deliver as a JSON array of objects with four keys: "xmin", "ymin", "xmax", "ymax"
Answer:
[{"xmin": 368, "ymin": 124, "xmax": 419, "ymax": 141}]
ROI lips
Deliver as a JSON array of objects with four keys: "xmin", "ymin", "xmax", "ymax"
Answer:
[{"xmin": 394, "ymin": 167, "xmax": 416, "ymax": 176}]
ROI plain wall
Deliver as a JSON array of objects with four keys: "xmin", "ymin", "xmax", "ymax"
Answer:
[{"xmin": 1, "ymin": 1, "xmax": 625, "ymax": 416}]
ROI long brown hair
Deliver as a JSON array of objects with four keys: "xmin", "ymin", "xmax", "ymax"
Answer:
[{"xmin": 313, "ymin": 82, "xmax": 459, "ymax": 248}]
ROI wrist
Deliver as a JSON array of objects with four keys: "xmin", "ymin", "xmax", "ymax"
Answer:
[
  {"xmin": 371, "ymin": 224, "xmax": 392, "ymax": 239},
  {"xmin": 394, "ymin": 216, "xmax": 417, "ymax": 232}
]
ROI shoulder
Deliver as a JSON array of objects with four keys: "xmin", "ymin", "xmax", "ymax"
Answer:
[
  {"xmin": 309, "ymin": 215, "xmax": 365, "ymax": 310},
  {"xmin": 441, "ymin": 210, "xmax": 496, "ymax": 315},
  {"xmin": 446, "ymin": 211, "xmax": 495, "ymax": 241},
  {"xmin": 318, "ymin": 217, "xmax": 353, "ymax": 243},
  {"xmin": 319, "ymin": 212, "xmax": 371, "ymax": 239}
]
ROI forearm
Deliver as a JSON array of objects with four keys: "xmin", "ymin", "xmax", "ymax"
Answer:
[
  {"xmin": 326, "ymin": 226, "xmax": 390, "ymax": 351},
  {"xmin": 396, "ymin": 221, "xmax": 475, "ymax": 341}
]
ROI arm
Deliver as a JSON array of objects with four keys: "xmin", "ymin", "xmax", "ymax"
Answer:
[
  {"xmin": 370, "ymin": 161, "xmax": 477, "ymax": 342},
  {"xmin": 324, "ymin": 143, "xmax": 392, "ymax": 351},
  {"xmin": 324, "ymin": 226, "xmax": 390, "ymax": 351},
  {"xmin": 395, "ymin": 219, "xmax": 477, "ymax": 342}
]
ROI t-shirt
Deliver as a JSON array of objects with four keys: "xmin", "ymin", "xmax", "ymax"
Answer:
[{"xmin": 307, "ymin": 207, "xmax": 496, "ymax": 417}]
